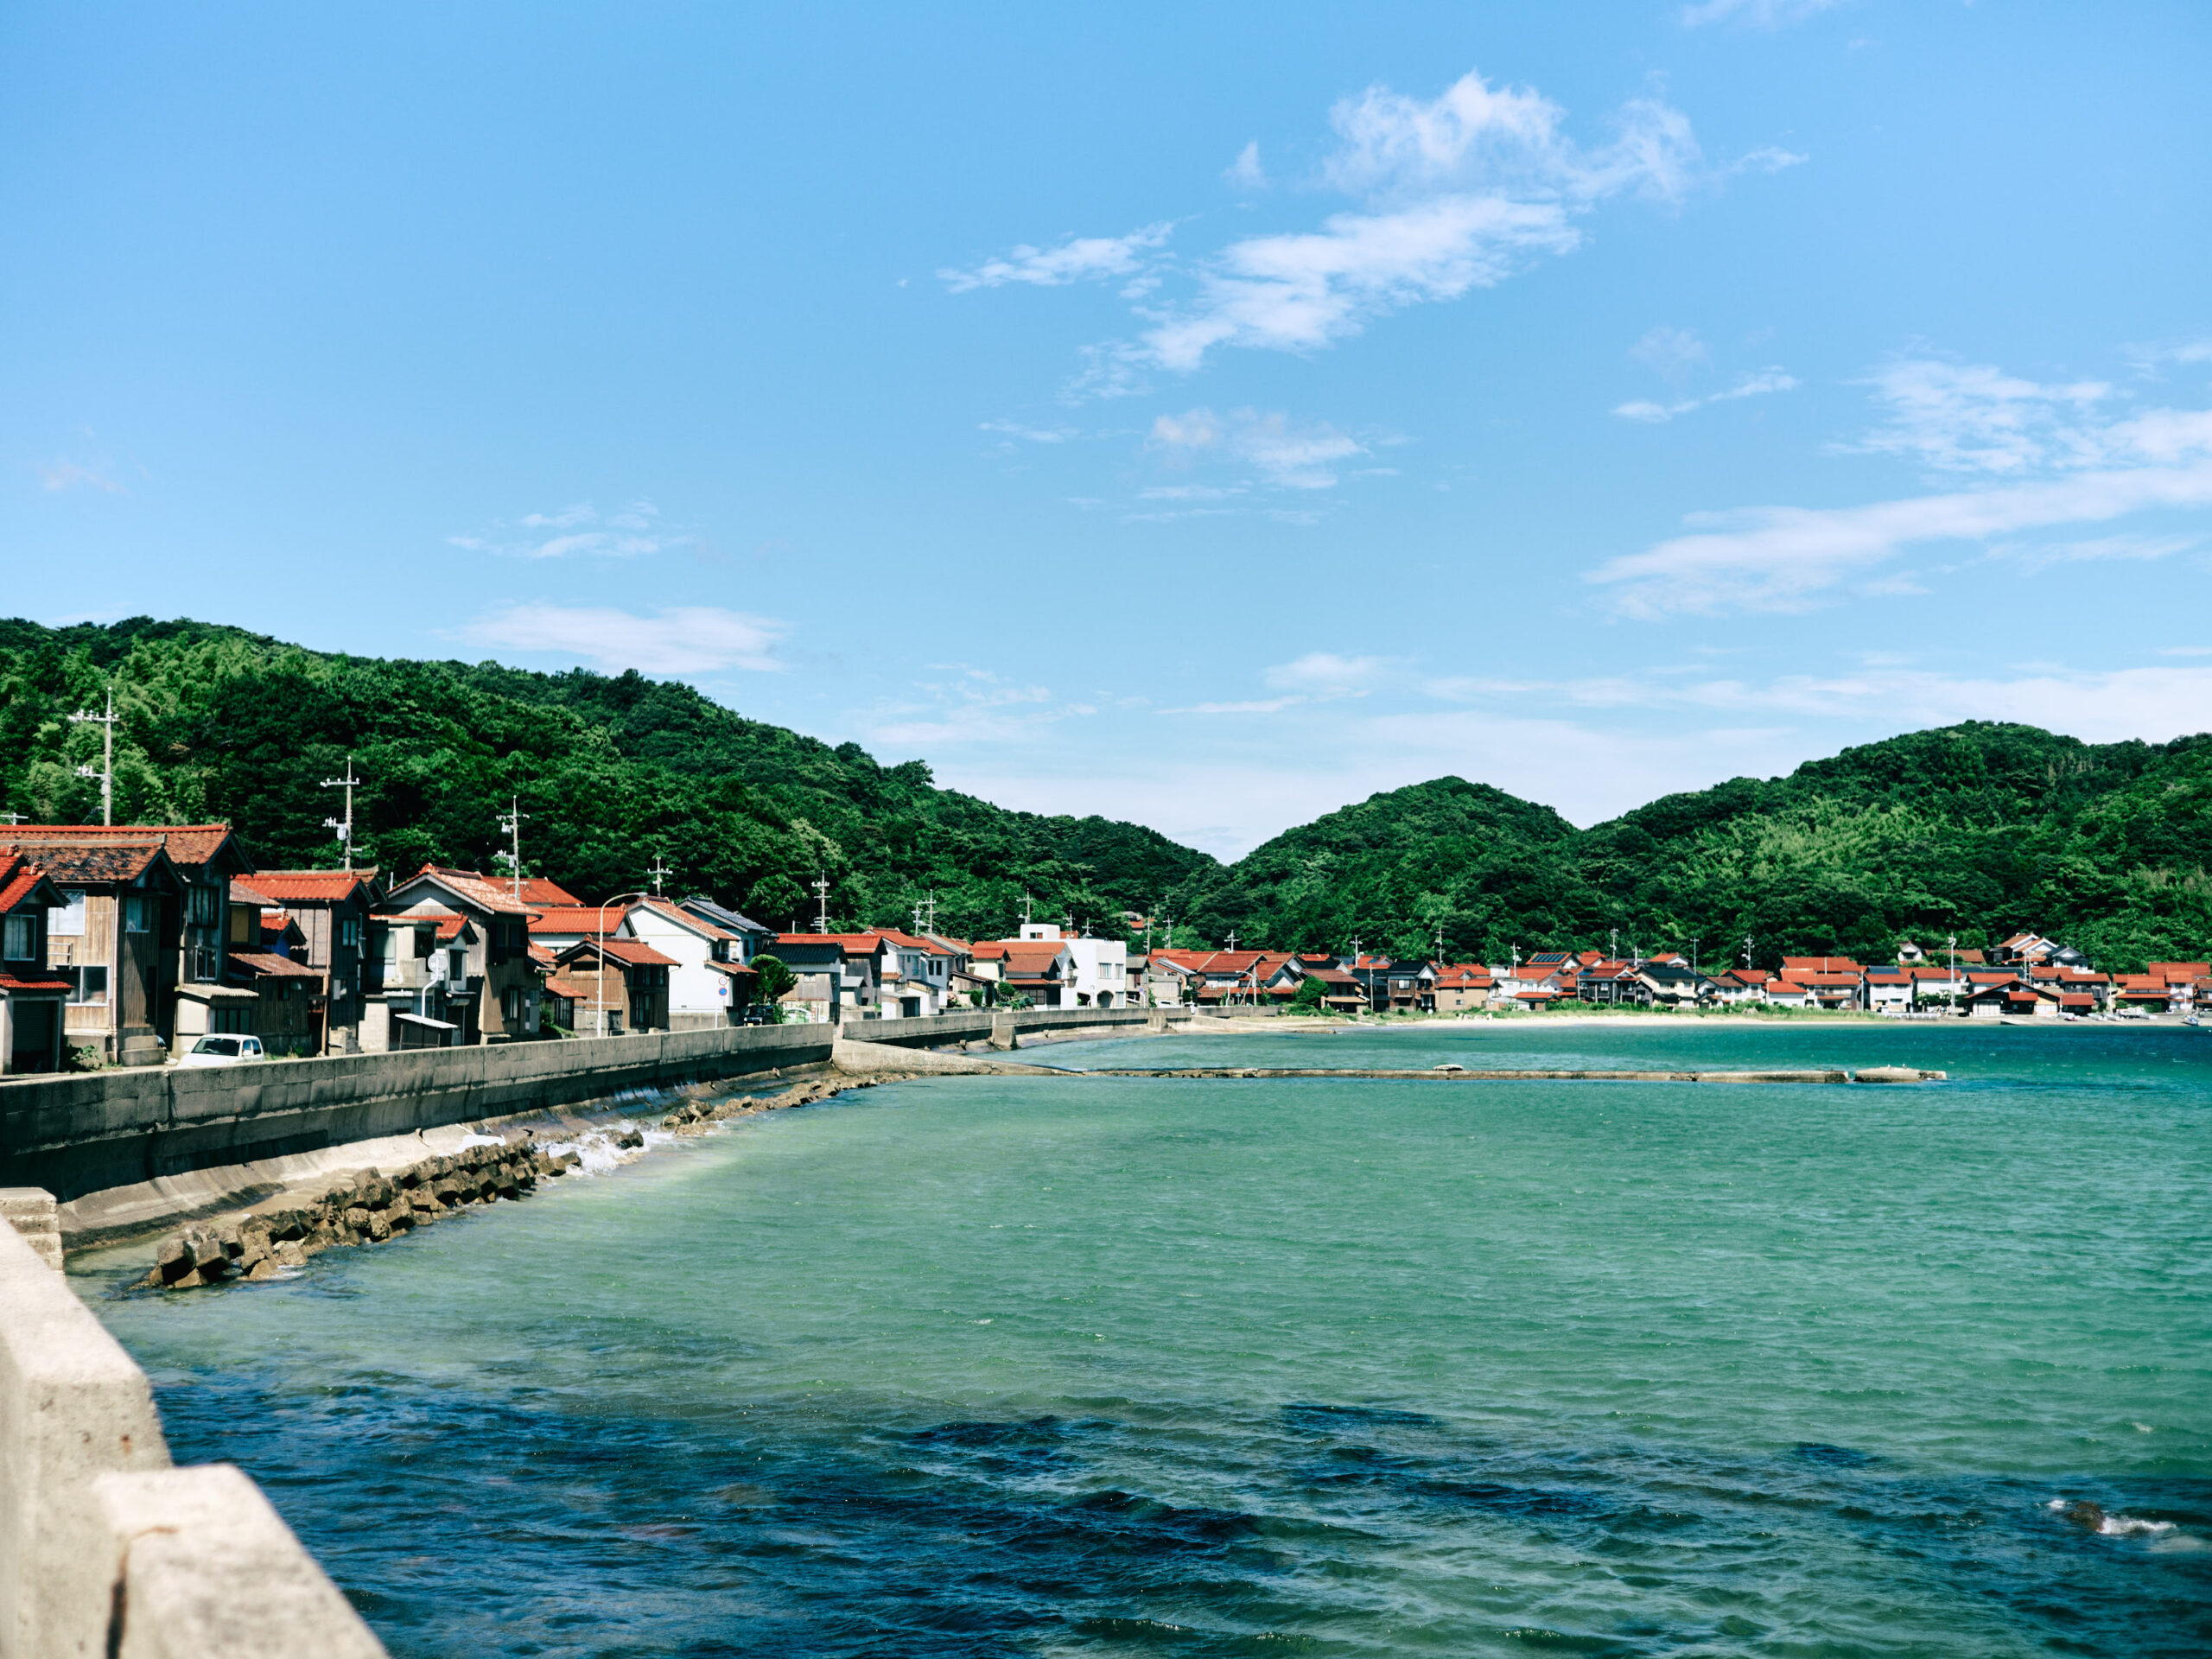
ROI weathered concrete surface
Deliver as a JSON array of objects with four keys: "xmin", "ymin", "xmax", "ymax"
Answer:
[
  {"xmin": 0, "ymin": 1187, "xmax": 60, "ymax": 1270},
  {"xmin": 0, "ymin": 1214, "xmax": 168, "ymax": 1658},
  {"xmin": 0, "ymin": 1212, "xmax": 386, "ymax": 1657},
  {"xmin": 830, "ymin": 1037, "xmax": 1062, "ymax": 1077},
  {"xmin": 92, "ymin": 1466, "xmax": 386, "ymax": 1659}
]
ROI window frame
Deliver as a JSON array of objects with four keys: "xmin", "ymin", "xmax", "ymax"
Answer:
[{"xmin": 2, "ymin": 913, "xmax": 35, "ymax": 962}]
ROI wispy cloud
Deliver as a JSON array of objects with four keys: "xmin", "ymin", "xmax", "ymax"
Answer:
[
  {"xmin": 857, "ymin": 667, "xmax": 1081, "ymax": 748},
  {"xmin": 1224, "ymin": 141, "xmax": 1268, "ymax": 191},
  {"xmin": 1840, "ymin": 358, "xmax": 2111, "ymax": 474},
  {"xmin": 1147, "ymin": 407, "xmax": 1366, "ymax": 490},
  {"xmin": 1614, "ymin": 369, "xmax": 1796, "ymax": 423},
  {"xmin": 448, "ymin": 500, "xmax": 686, "ymax": 560},
  {"xmin": 981, "ymin": 419, "xmax": 1081, "ymax": 447},
  {"xmin": 461, "ymin": 604, "xmax": 784, "ymax": 673},
  {"xmin": 950, "ymin": 69, "xmax": 1791, "ymax": 396},
  {"xmin": 1592, "ymin": 353, "xmax": 2212, "ymax": 617},
  {"xmin": 1680, "ymin": 0, "xmax": 1842, "ymax": 28},
  {"xmin": 938, "ymin": 223, "xmax": 1173, "ymax": 293},
  {"xmin": 1164, "ymin": 652, "xmax": 1388, "ymax": 715},
  {"xmin": 35, "ymin": 459, "xmax": 126, "ymax": 494},
  {"xmin": 1630, "ymin": 325, "xmax": 1708, "ymax": 378}
]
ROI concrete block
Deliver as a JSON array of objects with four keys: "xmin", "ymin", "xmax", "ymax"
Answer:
[
  {"xmin": 0, "ymin": 1217, "xmax": 171, "ymax": 1659},
  {"xmin": 92, "ymin": 1466, "xmax": 387, "ymax": 1659},
  {"xmin": 0, "ymin": 1188, "xmax": 61, "ymax": 1271}
]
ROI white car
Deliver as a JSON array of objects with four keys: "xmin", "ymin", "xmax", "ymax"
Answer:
[{"xmin": 178, "ymin": 1034, "xmax": 267, "ymax": 1067}]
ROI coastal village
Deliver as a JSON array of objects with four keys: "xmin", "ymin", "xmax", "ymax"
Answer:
[{"xmin": 0, "ymin": 817, "xmax": 2204, "ymax": 1074}]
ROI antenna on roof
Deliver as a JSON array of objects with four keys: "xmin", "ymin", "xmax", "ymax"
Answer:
[
  {"xmin": 321, "ymin": 755, "xmax": 362, "ymax": 871},
  {"xmin": 69, "ymin": 684, "xmax": 117, "ymax": 826},
  {"xmin": 495, "ymin": 798, "xmax": 530, "ymax": 898},
  {"xmin": 646, "ymin": 852, "xmax": 672, "ymax": 896}
]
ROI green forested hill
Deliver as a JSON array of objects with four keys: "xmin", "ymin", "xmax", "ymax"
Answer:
[
  {"xmin": 1166, "ymin": 723, "xmax": 2212, "ymax": 972},
  {"xmin": 5, "ymin": 618, "xmax": 2205, "ymax": 969},
  {"xmin": 0, "ymin": 616, "xmax": 1214, "ymax": 938}
]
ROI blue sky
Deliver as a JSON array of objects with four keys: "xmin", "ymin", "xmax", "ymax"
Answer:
[{"xmin": 5, "ymin": 1, "xmax": 2209, "ymax": 857}]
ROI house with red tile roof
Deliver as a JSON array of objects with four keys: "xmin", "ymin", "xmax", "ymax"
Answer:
[
  {"xmin": 1431, "ymin": 963, "xmax": 1495, "ymax": 1012},
  {"xmin": 553, "ymin": 937, "xmax": 677, "ymax": 1034},
  {"xmin": 225, "ymin": 868, "xmax": 383, "ymax": 1052},
  {"xmin": 0, "ymin": 850, "xmax": 72, "ymax": 1073},
  {"xmin": 379, "ymin": 864, "xmax": 543, "ymax": 1044},
  {"xmin": 1968, "ymin": 978, "xmax": 2062, "ymax": 1019},
  {"xmin": 623, "ymin": 898, "xmax": 762, "ymax": 1027},
  {"xmin": 2, "ymin": 830, "xmax": 190, "ymax": 1065},
  {"xmin": 3, "ymin": 823, "xmax": 256, "ymax": 1058}
]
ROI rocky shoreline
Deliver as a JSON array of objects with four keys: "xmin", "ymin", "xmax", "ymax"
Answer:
[{"xmin": 136, "ymin": 1068, "xmax": 910, "ymax": 1291}]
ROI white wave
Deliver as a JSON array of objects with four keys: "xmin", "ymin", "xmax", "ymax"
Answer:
[{"xmin": 2047, "ymin": 1498, "xmax": 2197, "ymax": 1546}]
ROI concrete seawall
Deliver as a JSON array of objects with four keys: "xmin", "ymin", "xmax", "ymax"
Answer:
[
  {"xmin": 0, "ymin": 1199, "xmax": 385, "ymax": 1658},
  {"xmin": 0, "ymin": 1010, "xmax": 1162, "ymax": 1222}
]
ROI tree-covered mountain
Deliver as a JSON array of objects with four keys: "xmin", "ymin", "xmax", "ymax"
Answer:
[
  {"xmin": 1166, "ymin": 723, "xmax": 2212, "ymax": 973},
  {"xmin": 0, "ymin": 616, "xmax": 1214, "ymax": 939},
  {"xmin": 4, "ymin": 618, "xmax": 2204, "ymax": 971}
]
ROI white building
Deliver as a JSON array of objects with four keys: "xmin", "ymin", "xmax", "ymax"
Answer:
[
  {"xmin": 1016, "ymin": 921, "xmax": 1128, "ymax": 1008},
  {"xmin": 621, "ymin": 899, "xmax": 755, "ymax": 1028}
]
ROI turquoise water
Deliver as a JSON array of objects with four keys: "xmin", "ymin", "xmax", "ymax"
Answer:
[{"xmin": 79, "ymin": 1026, "xmax": 2212, "ymax": 1656}]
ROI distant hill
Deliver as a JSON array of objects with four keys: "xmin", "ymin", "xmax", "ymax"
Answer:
[
  {"xmin": 5, "ymin": 618, "xmax": 2203, "ymax": 969},
  {"xmin": 0, "ymin": 616, "xmax": 1215, "ymax": 940},
  {"xmin": 1166, "ymin": 723, "xmax": 2212, "ymax": 973}
]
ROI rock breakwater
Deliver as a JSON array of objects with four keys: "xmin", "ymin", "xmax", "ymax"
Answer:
[{"xmin": 138, "ymin": 1139, "xmax": 578, "ymax": 1290}]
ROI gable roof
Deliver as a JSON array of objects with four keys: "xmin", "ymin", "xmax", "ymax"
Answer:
[
  {"xmin": 556, "ymin": 938, "xmax": 679, "ymax": 969},
  {"xmin": 390, "ymin": 865, "xmax": 534, "ymax": 917},
  {"xmin": 1, "ymin": 835, "xmax": 186, "ymax": 888},
  {"xmin": 678, "ymin": 896, "xmax": 774, "ymax": 936},
  {"xmin": 1781, "ymin": 957, "xmax": 1863, "ymax": 974},
  {"xmin": 0, "ymin": 823, "xmax": 253, "ymax": 877},
  {"xmin": 528, "ymin": 905, "xmax": 636, "ymax": 935},
  {"xmin": 226, "ymin": 868, "xmax": 379, "ymax": 905},
  {"xmin": 512, "ymin": 876, "xmax": 582, "ymax": 906},
  {"xmin": 227, "ymin": 950, "xmax": 322, "ymax": 980},
  {"xmin": 0, "ymin": 852, "xmax": 66, "ymax": 916}
]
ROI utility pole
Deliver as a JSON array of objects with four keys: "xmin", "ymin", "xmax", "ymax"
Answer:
[
  {"xmin": 1433, "ymin": 921, "xmax": 1445, "ymax": 966},
  {"xmin": 69, "ymin": 685, "xmax": 117, "ymax": 826},
  {"xmin": 1020, "ymin": 891, "xmax": 1033, "ymax": 927},
  {"xmin": 321, "ymin": 756, "xmax": 362, "ymax": 870},
  {"xmin": 495, "ymin": 798, "xmax": 530, "ymax": 899},
  {"xmin": 1225, "ymin": 929, "xmax": 1237, "ymax": 953},
  {"xmin": 1690, "ymin": 937, "xmax": 1700, "ymax": 976},
  {"xmin": 645, "ymin": 853, "xmax": 671, "ymax": 897},
  {"xmin": 813, "ymin": 876, "xmax": 830, "ymax": 934},
  {"xmin": 1610, "ymin": 927, "xmax": 1618, "ymax": 963},
  {"xmin": 0, "ymin": 811, "xmax": 24, "ymax": 826},
  {"xmin": 1743, "ymin": 934, "xmax": 1753, "ymax": 969}
]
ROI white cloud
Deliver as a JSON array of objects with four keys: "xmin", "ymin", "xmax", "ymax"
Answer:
[
  {"xmin": 1224, "ymin": 140, "xmax": 1267, "ymax": 190},
  {"xmin": 981, "ymin": 419, "xmax": 1079, "ymax": 445},
  {"xmin": 1592, "ymin": 460, "xmax": 2212, "ymax": 617},
  {"xmin": 461, "ymin": 604, "xmax": 784, "ymax": 674},
  {"xmin": 35, "ymin": 459, "xmax": 125, "ymax": 494},
  {"xmin": 938, "ymin": 223, "xmax": 1173, "ymax": 293},
  {"xmin": 1147, "ymin": 406, "xmax": 1366, "ymax": 489},
  {"xmin": 450, "ymin": 499, "xmax": 684, "ymax": 560},
  {"xmin": 1595, "ymin": 354, "xmax": 2212, "ymax": 617},
  {"xmin": 1630, "ymin": 325, "xmax": 1708, "ymax": 378},
  {"xmin": 1613, "ymin": 368, "xmax": 1796, "ymax": 423},
  {"xmin": 1843, "ymin": 358, "xmax": 2111, "ymax": 474},
  {"xmin": 1681, "ymin": 0, "xmax": 1841, "ymax": 27},
  {"xmin": 1264, "ymin": 652, "xmax": 1385, "ymax": 696},
  {"xmin": 855, "ymin": 668, "xmax": 1074, "ymax": 749}
]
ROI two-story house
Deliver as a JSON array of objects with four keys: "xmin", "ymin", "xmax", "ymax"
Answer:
[
  {"xmin": 379, "ymin": 865, "xmax": 542, "ymax": 1042},
  {"xmin": 677, "ymin": 896, "xmax": 779, "ymax": 963},
  {"xmin": 0, "ymin": 851, "xmax": 71, "ymax": 1073},
  {"xmin": 5, "ymin": 830, "xmax": 189, "ymax": 1065},
  {"xmin": 623, "ymin": 898, "xmax": 759, "ymax": 1027},
  {"xmin": 226, "ymin": 868, "xmax": 384, "ymax": 1052},
  {"xmin": 552, "ymin": 937, "xmax": 676, "ymax": 1034}
]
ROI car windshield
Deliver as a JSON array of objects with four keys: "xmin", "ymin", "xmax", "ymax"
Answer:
[{"xmin": 191, "ymin": 1037, "xmax": 241, "ymax": 1057}]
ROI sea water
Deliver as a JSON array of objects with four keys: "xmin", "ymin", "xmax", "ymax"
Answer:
[{"xmin": 76, "ymin": 1024, "xmax": 2212, "ymax": 1656}]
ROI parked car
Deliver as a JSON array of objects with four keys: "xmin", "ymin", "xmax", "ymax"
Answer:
[{"xmin": 178, "ymin": 1034, "xmax": 267, "ymax": 1067}]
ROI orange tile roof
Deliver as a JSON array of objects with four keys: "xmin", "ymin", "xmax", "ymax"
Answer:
[
  {"xmin": 0, "ymin": 852, "xmax": 60, "ymax": 914},
  {"xmin": 563, "ymin": 938, "xmax": 679, "ymax": 968},
  {"xmin": 512, "ymin": 876, "xmax": 582, "ymax": 906},
  {"xmin": 0, "ymin": 823, "xmax": 244, "ymax": 869},
  {"xmin": 398, "ymin": 865, "xmax": 535, "ymax": 916},
  {"xmin": 0, "ymin": 969, "xmax": 70, "ymax": 993},
  {"xmin": 228, "ymin": 868, "xmax": 378, "ymax": 903}
]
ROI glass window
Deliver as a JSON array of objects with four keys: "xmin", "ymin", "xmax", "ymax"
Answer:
[
  {"xmin": 192, "ymin": 1037, "xmax": 241, "ymax": 1057},
  {"xmin": 448, "ymin": 948, "xmax": 467, "ymax": 985},
  {"xmin": 124, "ymin": 895, "xmax": 153, "ymax": 933},
  {"xmin": 339, "ymin": 915, "xmax": 361, "ymax": 947},
  {"xmin": 66, "ymin": 965, "xmax": 108, "ymax": 1006},
  {"xmin": 1, "ymin": 914, "xmax": 33, "ymax": 961},
  {"xmin": 49, "ymin": 889, "xmax": 86, "ymax": 936},
  {"xmin": 188, "ymin": 884, "xmax": 220, "ymax": 926}
]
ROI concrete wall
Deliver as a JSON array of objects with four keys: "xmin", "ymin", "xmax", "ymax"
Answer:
[
  {"xmin": 0, "ymin": 1011, "xmax": 1160, "ymax": 1208},
  {"xmin": 0, "ymin": 1211, "xmax": 385, "ymax": 1658}
]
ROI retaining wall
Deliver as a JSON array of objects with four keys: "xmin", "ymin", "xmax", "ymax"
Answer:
[{"xmin": 0, "ymin": 1010, "xmax": 1160, "ymax": 1207}]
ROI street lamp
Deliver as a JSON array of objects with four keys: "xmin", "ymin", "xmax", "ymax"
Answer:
[{"xmin": 592, "ymin": 891, "xmax": 650, "ymax": 1038}]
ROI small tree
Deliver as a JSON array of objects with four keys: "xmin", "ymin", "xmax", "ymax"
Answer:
[
  {"xmin": 1287, "ymin": 976, "xmax": 1327, "ymax": 1014},
  {"xmin": 750, "ymin": 952, "xmax": 797, "ymax": 1023}
]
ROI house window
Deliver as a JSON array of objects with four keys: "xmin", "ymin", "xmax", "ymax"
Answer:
[
  {"xmin": 213, "ymin": 1007, "xmax": 253, "ymax": 1034},
  {"xmin": 502, "ymin": 985, "xmax": 521, "ymax": 1023},
  {"xmin": 448, "ymin": 948, "xmax": 467, "ymax": 988},
  {"xmin": 191, "ymin": 944, "xmax": 221, "ymax": 982},
  {"xmin": 124, "ymin": 895, "xmax": 153, "ymax": 933},
  {"xmin": 49, "ymin": 889, "xmax": 86, "ymax": 936},
  {"xmin": 188, "ymin": 884, "xmax": 220, "ymax": 926},
  {"xmin": 338, "ymin": 915, "xmax": 361, "ymax": 948},
  {"xmin": 3, "ymin": 914, "xmax": 35, "ymax": 960},
  {"xmin": 64, "ymin": 965, "xmax": 108, "ymax": 1006}
]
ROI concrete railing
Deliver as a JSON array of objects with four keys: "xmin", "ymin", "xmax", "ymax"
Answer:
[{"xmin": 0, "ymin": 1205, "xmax": 385, "ymax": 1658}]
